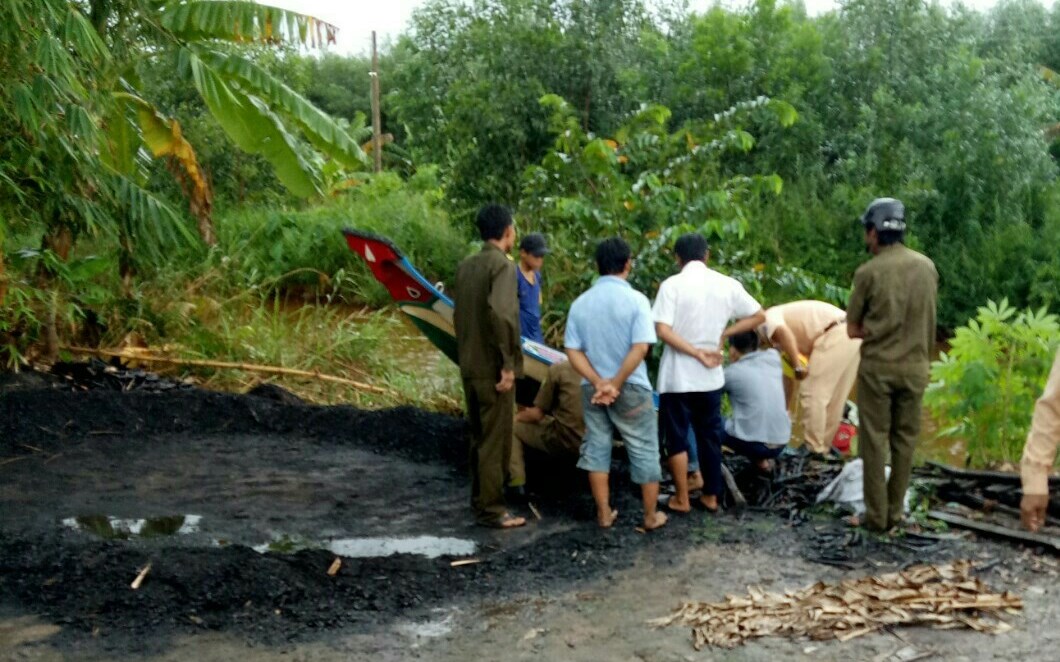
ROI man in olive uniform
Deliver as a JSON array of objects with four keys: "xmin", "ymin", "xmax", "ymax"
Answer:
[
  {"xmin": 847, "ymin": 198, "xmax": 938, "ymax": 533},
  {"xmin": 454, "ymin": 204, "xmax": 526, "ymax": 529},
  {"xmin": 508, "ymin": 360, "xmax": 584, "ymax": 488}
]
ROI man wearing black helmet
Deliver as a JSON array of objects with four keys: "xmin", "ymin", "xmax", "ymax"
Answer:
[{"xmin": 846, "ymin": 198, "xmax": 938, "ymax": 533}]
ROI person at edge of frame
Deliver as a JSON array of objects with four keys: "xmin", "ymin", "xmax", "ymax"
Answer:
[{"xmin": 1020, "ymin": 349, "xmax": 1060, "ymax": 533}]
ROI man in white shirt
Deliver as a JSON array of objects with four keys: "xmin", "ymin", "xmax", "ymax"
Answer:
[{"xmin": 653, "ymin": 234, "xmax": 765, "ymax": 512}]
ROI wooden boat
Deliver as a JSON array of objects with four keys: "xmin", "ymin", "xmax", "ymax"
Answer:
[{"xmin": 342, "ymin": 229, "xmax": 565, "ymax": 384}]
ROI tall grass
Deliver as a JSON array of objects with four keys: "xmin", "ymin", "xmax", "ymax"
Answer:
[
  {"xmin": 22, "ymin": 173, "xmax": 471, "ymax": 411},
  {"xmin": 213, "ymin": 172, "xmax": 468, "ymax": 307}
]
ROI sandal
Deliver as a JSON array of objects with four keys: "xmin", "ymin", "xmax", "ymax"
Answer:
[
  {"xmin": 480, "ymin": 513, "xmax": 527, "ymax": 529},
  {"xmin": 642, "ymin": 511, "xmax": 668, "ymax": 531},
  {"xmin": 697, "ymin": 495, "xmax": 720, "ymax": 514},
  {"xmin": 597, "ymin": 509, "xmax": 619, "ymax": 528}
]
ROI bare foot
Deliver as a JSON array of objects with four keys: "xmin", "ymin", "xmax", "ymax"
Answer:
[
  {"xmin": 666, "ymin": 496, "xmax": 691, "ymax": 513},
  {"xmin": 699, "ymin": 494, "xmax": 719, "ymax": 513},
  {"xmin": 756, "ymin": 459, "xmax": 774, "ymax": 474},
  {"xmin": 687, "ymin": 472, "xmax": 704, "ymax": 492},
  {"xmin": 597, "ymin": 509, "xmax": 618, "ymax": 529},
  {"xmin": 844, "ymin": 514, "xmax": 860, "ymax": 527},
  {"xmin": 642, "ymin": 511, "xmax": 668, "ymax": 531}
]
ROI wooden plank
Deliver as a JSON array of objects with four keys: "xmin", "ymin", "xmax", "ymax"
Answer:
[
  {"xmin": 923, "ymin": 461, "xmax": 1059, "ymax": 486},
  {"xmin": 926, "ymin": 510, "xmax": 1060, "ymax": 553}
]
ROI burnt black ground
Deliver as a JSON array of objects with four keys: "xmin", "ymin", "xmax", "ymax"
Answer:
[{"xmin": 0, "ymin": 370, "xmax": 1041, "ymax": 657}]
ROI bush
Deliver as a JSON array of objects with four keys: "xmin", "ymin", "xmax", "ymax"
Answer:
[
  {"xmin": 925, "ymin": 299, "xmax": 1060, "ymax": 467},
  {"xmin": 213, "ymin": 171, "xmax": 467, "ymax": 307}
]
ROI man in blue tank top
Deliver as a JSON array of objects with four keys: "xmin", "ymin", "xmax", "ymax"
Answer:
[{"xmin": 517, "ymin": 233, "xmax": 549, "ymax": 343}]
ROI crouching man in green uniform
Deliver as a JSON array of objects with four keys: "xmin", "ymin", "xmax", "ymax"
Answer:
[
  {"xmin": 454, "ymin": 204, "xmax": 526, "ymax": 529},
  {"xmin": 846, "ymin": 198, "xmax": 938, "ymax": 533}
]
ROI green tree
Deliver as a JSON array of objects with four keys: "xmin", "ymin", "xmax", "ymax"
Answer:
[
  {"xmin": 520, "ymin": 94, "xmax": 795, "ymax": 341},
  {"xmin": 389, "ymin": 0, "xmax": 655, "ymax": 219}
]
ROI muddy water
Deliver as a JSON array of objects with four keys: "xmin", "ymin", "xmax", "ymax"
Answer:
[
  {"xmin": 62, "ymin": 515, "xmax": 202, "ymax": 539},
  {"xmin": 251, "ymin": 534, "xmax": 477, "ymax": 559}
]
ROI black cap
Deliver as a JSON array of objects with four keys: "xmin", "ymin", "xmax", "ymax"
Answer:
[
  {"xmin": 859, "ymin": 198, "xmax": 906, "ymax": 232},
  {"xmin": 519, "ymin": 232, "xmax": 549, "ymax": 257}
]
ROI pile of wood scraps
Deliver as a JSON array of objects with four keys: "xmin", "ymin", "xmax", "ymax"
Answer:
[
  {"xmin": 728, "ymin": 451, "xmax": 842, "ymax": 522},
  {"xmin": 650, "ymin": 561, "xmax": 1021, "ymax": 650},
  {"xmin": 916, "ymin": 462, "xmax": 1060, "ymax": 553}
]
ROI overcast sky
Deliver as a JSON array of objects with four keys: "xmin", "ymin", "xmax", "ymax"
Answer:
[{"xmin": 268, "ymin": 0, "xmax": 1044, "ymax": 56}]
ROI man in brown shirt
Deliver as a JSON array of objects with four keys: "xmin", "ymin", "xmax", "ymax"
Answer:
[
  {"xmin": 847, "ymin": 198, "xmax": 938, "ymax": 533},
  {"xmin": 453, "ymin": 204, "xmax": 525, "ymax": 528},
  {"xmin": 509, "ymin": 360, "xmax": 585, "ymax": 487},
  {"xmin": 1021, "ymin": 349, "xmax": 1060, "ymax": 532}
]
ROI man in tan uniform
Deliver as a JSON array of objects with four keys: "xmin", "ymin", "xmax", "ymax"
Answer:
[
  {"xmin": 453, "ymin": 204, "xmax": 526, "ymax": 529},
  {"xmin": 1020, "ymin": 349, "xmax": 1060, "ymax": 532},
  {"xmin": 759, "ymin": 300, "xmax": 861, "ymax": 454},
  {"xmin": 508, "ymin": 360, "xmax": 584, "ymax": 488},
  {"xmin": 847, "ymin": 198, "xmax": 938, "ymax": 533}
]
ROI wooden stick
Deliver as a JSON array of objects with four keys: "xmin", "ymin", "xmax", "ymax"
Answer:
[
  {"xmin": 927, "ymin": 510, "xmax": 1060, "ymax": 553},
  {"xmin": 327, "ymin": 557, "xmax": 342, "ymax": 576},
  {"xmin": 131, "ymin": 563, "xmax": 151, "ymax": 590},
  {"xmin": 370, "ymin": 31, "xmax": 382, "ymax": 173},
  {"xmin": 61, "ymin": 346, "xmax": 396, "ymax": 397},
  {"xmin": 721, "ymin": 463, "xmax": 747, "ymax": 512}
]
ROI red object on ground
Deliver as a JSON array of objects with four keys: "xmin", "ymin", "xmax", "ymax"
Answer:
[{"xmin": 832, "ymin": 421, "xmax": 856, "ymax": 455}]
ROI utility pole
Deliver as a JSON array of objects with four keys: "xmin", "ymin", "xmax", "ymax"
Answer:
[{"xmin": 370, "ymin": 30, "xmax": 382, "ymax": 173}]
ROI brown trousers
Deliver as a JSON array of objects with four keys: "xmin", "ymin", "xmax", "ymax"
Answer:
[
  {"xmin": 509, "ymin": 417, "xmax": 580, "ymax": 486},
  {"xmin": 463, "ymin": 378, "xmax": 514, "ymax": 525},
  {"xmin": 857, "ymin": 367, "xmax": 928, "ymax": 531}
]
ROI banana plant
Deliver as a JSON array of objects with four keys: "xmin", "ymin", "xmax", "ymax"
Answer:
[
  {"xmin": 102, "ymin": 0, "xmax": 371, "ymax": 244},
  {"xmin": 4, "ymin": 0, "xmax": 368, "ymax": 250},
  {"xmin": 0, "ymin": 0, "xmax": 370, "ymax": 360}
]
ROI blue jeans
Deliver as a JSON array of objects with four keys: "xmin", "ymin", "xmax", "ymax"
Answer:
[
  {"xmin": 687, "ymin": 429, "xmax": 700, "ymax": 473},
  {"xmin": 720, "ymin": 429, "xmax": 786, "ymax": 461},
  {"xmin": 578, "ymin": 384, "xmax": 662, "ymax": 485},
  {"xmin": 659, "ymin": 391, "xmax": 724, "ymax": 497}
]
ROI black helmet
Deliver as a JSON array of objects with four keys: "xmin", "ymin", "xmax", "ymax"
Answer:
[{"xmin": 859, "ymin": 198, "xmax": 906, "ymax": 233}]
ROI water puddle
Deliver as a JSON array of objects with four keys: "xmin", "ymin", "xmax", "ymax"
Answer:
[
  {"xmin": 254, "ymin": 534, "xmax": 476, "ymax": 559},
  {"xmin": 396, "ymin": 608, "xmax": 459, "ymax": 641},
  {"xmin": 329, "ymin": 536, "xmax": 476, "ymax": 559},
  {"xmin": 62, "ymin": 515, "xmax": 202, "ymax": 539}
]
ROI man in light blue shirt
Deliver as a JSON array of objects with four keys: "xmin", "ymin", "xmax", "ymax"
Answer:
[
  {"xmin": 565, "ymin": 238, "xmax": 666, "ymax": 531},
  {"xmin": 721, "ymin": 330, "xmax": 793, "ymax": 472}
]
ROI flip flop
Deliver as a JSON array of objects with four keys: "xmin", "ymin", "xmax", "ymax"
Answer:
[
  {"xmin": 597, "ymin": 509, "xmax": 619, "ymax": 529},
  {"xmin": 480, "ymin": 513, "xmax": 527, "ymax": 529},
  {"xmin": 642, "ymin": 511, "xmax": 668, "ymax": 531},
  {"xmin": 697, "ymin": 495, "xmax": 720, "ymax": 514},
  {"xmin": 664, "ymin": 496, "xmax": 691, "ymax": 514}
]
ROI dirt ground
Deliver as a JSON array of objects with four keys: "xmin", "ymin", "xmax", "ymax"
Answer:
[{"xmin": 2, "ymin": 370, "xmax": 1058, "ymax": 661}]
